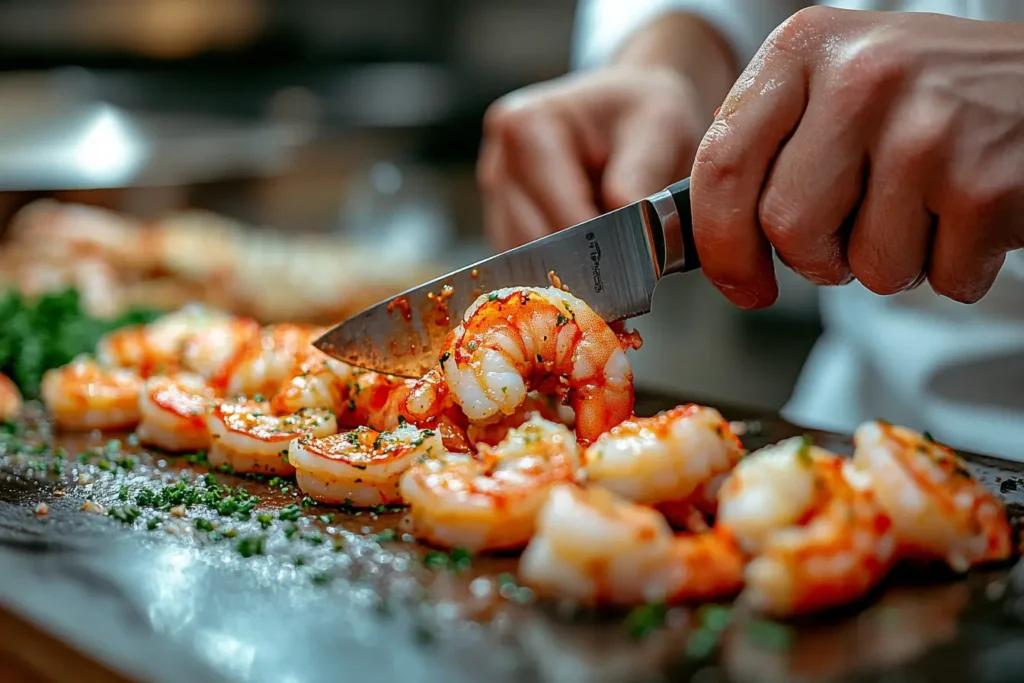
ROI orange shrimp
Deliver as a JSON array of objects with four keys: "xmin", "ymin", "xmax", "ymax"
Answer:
[
  {"xmin": 583, "ymin": 404, "xmax": 745, "ymax": 507},
  {"xmin": 400, "ymin": 414, "xmax": 580, "ymax": 552},
  {"xmin": 180, "ymin": 317, "xmax": 262, "ymax": 389},
  {"xmin": 137, "ymin": 374, "xmax": 216, "ymax": 452},
  {"xmin": 717, "ymin": 437, "xmax": 896, "ymax": 617},
  {"xmin": 41, "ymin": 357, "xmax": 144, "ymax": 431},
  {"xmin": 223, "ymin": 323, "xmax": 323, "ymax": 398},
  {"xmin": 97, "ymin": 304, "xmax": 229, "ymax": 377},
  {"xmin": 205, "ymin": 400, "xmax": 336, "ymax": 475},
  {"xmin": 519, "ymin": 484, "xmax": 744, "ymax": 605},
  {"xmin": 439, "ymin": 286, "xmax": 636, "ymax": 445},
  {"xmin": 852, "ymin": 421, "xmax": 1013, "ymax": 571},
  {"xmin": 0, "ymin": 373, "xmax": 22, "ymax": 421}
]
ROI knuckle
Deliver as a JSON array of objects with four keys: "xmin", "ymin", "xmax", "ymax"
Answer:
[
  {"xmin": 758, "ymin": 187, "xmax": 809, "ymax": 253},
  {"xmin": 771, "ymin": 6, "xmax": 836, "ymax": 54},
  {"xmin": 483, "ymin": 95, "xmax": 543, "ymax": 148},
  {"xmin": 692, "ymin": 122, "xmax": 742, "ymax": 188},
  {"xmin": 927, "ymin": 272, "xmax": 979, "ymax": 304},
  {"xmin": 830, "ymin": 36, "xmax": 908, "ymax": 116},
  {"xmin": 849, "ymin": 253, "xmax": 915, "ymax": 295}
]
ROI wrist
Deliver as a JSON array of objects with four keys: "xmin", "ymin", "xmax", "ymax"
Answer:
[{"xmin": 609, "ymin": 11, "xmax": 738, "ymax": 122}]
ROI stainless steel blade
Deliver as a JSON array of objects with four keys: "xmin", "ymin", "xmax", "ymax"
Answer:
[{"xmin": 313, "ymin": 202, "xmax": 660, "ymax": 378}]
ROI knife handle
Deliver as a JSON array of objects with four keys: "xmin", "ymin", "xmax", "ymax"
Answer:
[{"xmin": 648, "ymin": 177, "xmax": 700, "ymax": 276}]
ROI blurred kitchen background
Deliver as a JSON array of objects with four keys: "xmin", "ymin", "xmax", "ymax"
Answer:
[{"xmin": 0, "ymin": 0, "xmax": 823, "ymax": 413}]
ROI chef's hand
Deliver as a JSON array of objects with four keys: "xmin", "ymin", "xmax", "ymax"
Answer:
[
  {"xmin": 691, "ymin": 7, "xmax": 1024, "ymax": 309},
  {"xmin": 478, "ymin": 68, "xmax": 705, "ymax": 251},
  {"xmin": 479, "ymin": 13, "xmax": 737, "ymax": 251}
]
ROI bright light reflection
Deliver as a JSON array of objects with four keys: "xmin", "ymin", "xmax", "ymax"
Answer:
[
  {"xmin": 145, "ymin": 547, "xmax": 199, "ymax": 635},
  {"xmin": 72, "ymin": 106, "xmax": 142, "ymax": 181},
  {"xmin": 195, "ymin": 628, "xmax": 257, "ymax": 680}
]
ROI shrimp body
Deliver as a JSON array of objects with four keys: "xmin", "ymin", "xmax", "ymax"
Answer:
[
  {"xmin": 181, "ymin": 317, "xmax": 261, "ymax": 388},
  {"xmin": 224, "ymin": 324, "xmax": 321, "ymax": 398},
  {"xmin": 0, "ymin": 373, "xmax": 22, "ymax": 421},
  {"xmin": 519, "ymin": 484, "xmax": 744, "ymax": 605},
  {"xmin": 583, "ymin": 404, "xmax": 745, "ymax": 506},
  {"xmin": 98, "ymin": 304, "xmax": 229, "ymax": 377},
  {"xmin": 717, "ymin": 438, "xmax": 896, "ymax": 617},
  {"xmin": 41, "ymin": 358, "xmax": 143, "ymax": 431},
  {"xmin": 466, "ymin": 391, "xmax": 575, "ymax": 448},
  {"xmin": 852, "ymin": 421, "xmax": 1012, "ymax": 571},
  {"xmin": 270, "ymin": 356, "xmax": 354, "ymax": 415},
  {"xmin": 440, "ymin": 287, "xmax": 634, "ymax": 444},
  {"xmin": 205, "ymin": 401, "xmax": 336, "ymax": 475},
  {"xmin": 335, "ymin": 370, "xmax": 408, "ymax": 430},
  {"xmin": 290, "ymin": 423, "xmax": 443, "ymax": 507},
  {"xmin": 137, "ymin": 374, "xmax": 216, "ymax": 452},
  {"xmin": 399, "ymin": 414, "xmax": 580, "ymax": 552}
]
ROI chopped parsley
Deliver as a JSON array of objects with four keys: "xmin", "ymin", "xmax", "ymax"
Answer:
[
  {"xmin": 278, "ymin": 504, "xmax": 302, "ymax": 522},
  {"xmin": 745, "ymin": 619, "xmax": 794, "ymax": 651},
  {"xmin": 374, "ymin": 529, "xmax": 397, "ymax": 543},
  {"xmin": 108, "ymin": 505, "xmax": 142, "ymax": 525},
  {"xmin": 194, "ymin": 518, "xmax": 216, "ymax": 533},
  {"xmin": 183, "ymin": 451, "xmax": 209, "ymax": 466},
  {"xmin": 796, "ymin": 434, "xmax": 814, "ymax": 464},
  {"xmin": 625, "ymin": 603, "xmax": 667, "ymax": 639},
  {"xmin": 0, "ymin": 288, "xmax": 161, "ymax": 398},
  {"xmin": 686, "ymin": 605, "xmax": 733, "ymax": 659},
  {"xmin": 236, "ymin": 535, "xmax": 266, "ymax": 558}
]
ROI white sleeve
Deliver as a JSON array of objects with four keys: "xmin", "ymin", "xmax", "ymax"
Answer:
[{"xmin": 571, "ymin": 0, "xmax": 812, "ymax": 72}]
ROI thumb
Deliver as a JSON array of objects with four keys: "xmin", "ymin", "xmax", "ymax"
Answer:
[{"xmin": 601, "ymin": 108, "xmax": 698, "ymax": 211}]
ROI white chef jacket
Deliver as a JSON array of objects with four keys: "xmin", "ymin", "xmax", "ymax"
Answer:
[{"xmin": 574, "ymin": 0, "xmax": 1024, "ymax": 461}]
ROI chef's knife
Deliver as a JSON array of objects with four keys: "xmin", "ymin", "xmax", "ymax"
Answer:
[{"xmin": 313, "ymin": 178, "xmax": 698, "ymax": 378}]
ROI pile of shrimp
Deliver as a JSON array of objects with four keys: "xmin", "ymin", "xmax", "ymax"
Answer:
[
  {"xmin": 0, "ymin": 199, "xmax": 435, "ymax": 324},
  {"xmin": 32, "ymin": 285, "xmax": 1015, "ymax": 619}
]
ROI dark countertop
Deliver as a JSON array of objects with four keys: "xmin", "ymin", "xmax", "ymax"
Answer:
[{"xmin": 1, "ymin": 393, "xmax": 1023, "ymax": 683}]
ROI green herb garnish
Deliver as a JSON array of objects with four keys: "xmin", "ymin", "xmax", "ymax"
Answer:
[
  {"xmin": 0, "ymin": 288, "xmax": 161, "ymax": 398},
  {"xmin": 625, "ymin": 603, "xmax": 667, "ymax": 639},
  {"xmin": 236, "ymin": 535, "xmax": 265, "ymax": 558}
]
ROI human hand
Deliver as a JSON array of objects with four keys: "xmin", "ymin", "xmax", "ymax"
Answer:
[
  {"xmin": 690, "ymin": 7, "xmax": 1024, "ymax": 308},
  {"xmin": 478, "ymin": 67, "xmax": 708, "ymax": 251}
]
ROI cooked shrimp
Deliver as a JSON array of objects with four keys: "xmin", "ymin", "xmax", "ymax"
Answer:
[
  {"xmin": 98, "ymin": 304, "xmax": 230, "ymax": 377},
  {"xmin": 290, "ymin": 423, "xmax": 443, "ymax": 506},
  {"xmin": 852, "ymin": 421, "xmax": 1013, "ymax": 571},
  {"xmin": 466, "ymin": 391, "xmax": 575, "ymax": 448},
  {"xmin": 180, "ymin": 317, "xmax": 261, "ymax": 388},
  {"xmin": 439, "ymin": 286, "xmax": 635, "ymax": 444},
  {"xmin": 583, "ymin": 404, "xmax": 745, "ymax": 506},
  {"xmin": 519, "ymin": 484, "xmax": 744, "ymax": 605},
  {"xmin": 335, "ymin": 370, "xmax": 408, "ymax": 430},
  {"xmin": 41, "ymin": 357, "xmax": 144, "ymax": 431},
  {"xmin": 0, "ymin": 373, "xmax": 22, "ymax": 421},
  {"xmin": 137, "ymin": 374, "xmax": 216, "ymax": 452},
  {"xmin": 271, "ymin": 356, "xmax": 355, "ymax": 415},
  {"xmin": 399, "ymin": 413, "xmax": 580, "ymax": 552},
  {"xmin": 716, "ymin": 437, "xmax": 896, "ymax": 617},
  {"xmin": 224, "ymin": 323, "xmax": 322, "ymax": 398},
  {"xmin": 205, "ymin": 401, "xmax": 337, "ymax": 475}
]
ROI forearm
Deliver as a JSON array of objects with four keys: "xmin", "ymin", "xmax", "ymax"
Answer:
[{"xmin": 609, "ymin": 12, "xmax": 740, "ymax": 122}]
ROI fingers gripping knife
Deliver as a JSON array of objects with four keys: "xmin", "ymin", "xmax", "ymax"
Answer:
[{"xmin": 314, "ymin": 178, "xmax": 699, "ymax": 377}]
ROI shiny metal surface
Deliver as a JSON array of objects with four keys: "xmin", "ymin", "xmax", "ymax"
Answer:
[
  {"xmin": 648, "ymin": 187, "xmax": 686, "ymax": 275},
  {"xmin": 0, "ymin": 101, "xmax": 310, "ymax": 191},
  {"xmin": 314, "ymin": 202, "xmax": 662, "ymax": 378}
]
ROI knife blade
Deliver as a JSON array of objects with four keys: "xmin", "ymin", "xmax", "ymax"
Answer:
[{"xmin": 313, "ymin": 177, "xmax": 698, "ymax": 378}]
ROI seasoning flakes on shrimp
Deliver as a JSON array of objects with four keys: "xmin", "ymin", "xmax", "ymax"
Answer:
[{"xmin": 291, "ymin": 423, "xmax": 443, "ymax": 507}]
